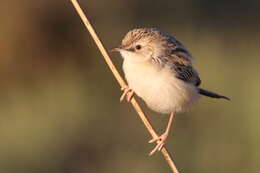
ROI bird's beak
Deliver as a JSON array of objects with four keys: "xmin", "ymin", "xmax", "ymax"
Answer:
[{"xmin": 111, "ymin": 46, "xmax": 122, "ymax": 52}]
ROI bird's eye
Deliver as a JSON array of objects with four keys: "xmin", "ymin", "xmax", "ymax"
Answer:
[{"xmin": 135, "ymin": 45, "xmax": 142, "ymax": 50}]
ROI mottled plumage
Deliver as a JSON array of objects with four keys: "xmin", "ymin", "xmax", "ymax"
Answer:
[
  {"xmin": 115, "ymin": 28, "xmax": 229, "ymax": 112},
  {"xmin": 119, "ymin": 28, "xmax": 201, "ymax": 102}
]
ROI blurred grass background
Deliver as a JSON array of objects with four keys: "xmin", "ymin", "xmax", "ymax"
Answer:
[{"xmin": 0, "ymin": 0, "xmax": 259, "ymax": 173}]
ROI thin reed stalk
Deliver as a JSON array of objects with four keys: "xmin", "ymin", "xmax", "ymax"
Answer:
[{"xmin": 70, "ymin": 1, "xmax": 180, "ymax": 172}]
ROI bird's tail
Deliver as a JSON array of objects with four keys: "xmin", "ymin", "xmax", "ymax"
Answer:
[{"xmin": 198, "ymin": 88, "xmax": 230, "ymax": 100}]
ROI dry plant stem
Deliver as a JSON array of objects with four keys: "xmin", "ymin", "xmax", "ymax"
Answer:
[{"xmin": 70, "ymin": 1, "xmax": 179, "ymax": 173}]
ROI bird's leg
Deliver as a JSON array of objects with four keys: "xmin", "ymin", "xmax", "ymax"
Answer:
[
  {"xmin": 120, "ymin": 85, "xmax": 134, "ymax": 102},
  {"xmin": 149, "ymin": 112, "xmax": 175, "ymax": 156}
]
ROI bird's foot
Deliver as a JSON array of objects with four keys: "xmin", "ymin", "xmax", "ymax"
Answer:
[
  {"xmin": 148, "ymin": 132, "xmax": 169, "ymax": 156},
  {"xmin": 120, "ymin": 85, "xmax": 134, "ymax": 102}
]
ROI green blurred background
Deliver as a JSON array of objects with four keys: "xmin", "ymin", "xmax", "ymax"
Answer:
[{"xmin": 0, "ymin": 0, "xmax": 259, "ymax": 173}]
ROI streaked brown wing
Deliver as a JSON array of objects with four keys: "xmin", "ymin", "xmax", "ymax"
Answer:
[
  {"xmin": 172, "ymin": 61, "xmax": 201, "ymax": 86},
  {"xmin": 159, "ymin": 53, "xmax": 201, "ymax": 86},
  {"xmin": 168, "ymin": 40, "xmax": 201, "ymax": 86}
]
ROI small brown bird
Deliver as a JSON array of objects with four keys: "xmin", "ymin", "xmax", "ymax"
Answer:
[{"xmin": 112, "ymin": 28, "xmax": 229, "ymax": 155}]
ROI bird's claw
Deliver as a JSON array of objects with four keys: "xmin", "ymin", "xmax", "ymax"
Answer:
[
  {"xmin": 120, "ymin": 85, "xmax": 134, "ymax": 102},
  {"xmin": 148, "ymin": 132, "xmax": 168, "ymax": 156}
]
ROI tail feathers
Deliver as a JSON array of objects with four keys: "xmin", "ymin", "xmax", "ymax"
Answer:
[{"xmin": 198, "ymin": 88, "xmax": 230, "ymax": 101}]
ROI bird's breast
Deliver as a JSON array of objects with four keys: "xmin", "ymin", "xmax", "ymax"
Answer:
[{"xmin": 123, "ymin": 60, "xmax": 200, "ymax": 114}]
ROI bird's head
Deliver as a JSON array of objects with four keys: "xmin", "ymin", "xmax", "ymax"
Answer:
[{"xmin": 112, "ymin": 28, "xmax": 170, "ymax": 63}]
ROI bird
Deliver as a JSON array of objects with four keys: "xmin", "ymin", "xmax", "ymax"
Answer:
[{"xmin": 112, "ymin": 28, "xmax": 229, "ymax": 155}]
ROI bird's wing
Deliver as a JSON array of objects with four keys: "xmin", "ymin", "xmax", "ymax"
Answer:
[
  {"xmin": 158, "ymin": 47, "xmax": 201, "ymax": 86},
  {"xmin": 171, "ymin": 61, "xmax": 201, "ymax": 86}
]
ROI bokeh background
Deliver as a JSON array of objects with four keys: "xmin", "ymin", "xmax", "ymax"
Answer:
[{"xmin": 1, "ymin": 0, "xmax": 259, "ymax": 173}]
